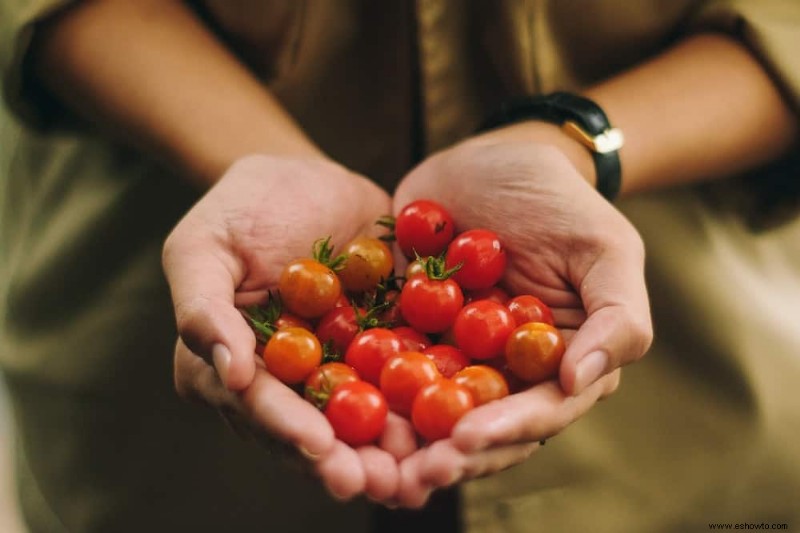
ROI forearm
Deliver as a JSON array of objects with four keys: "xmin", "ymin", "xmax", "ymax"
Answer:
[
  {"xmin": 31, "ymin": 0, "xmax": 321, "ymax": 186},
  {"xmin": 486, "ymin": 33, "xmax": 798, "ymax": 196}
]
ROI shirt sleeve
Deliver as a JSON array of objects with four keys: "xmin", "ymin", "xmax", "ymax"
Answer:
[
  {"xmin": 685, "ymin": 0, "xmax": 800, "ymax": 230},
  {"xmin": 0, "ymin": 0, "xmax": 78, "ymax": 131}
]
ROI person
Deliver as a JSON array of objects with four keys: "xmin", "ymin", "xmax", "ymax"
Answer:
[{"xmin": 0, "ymin": 1, "xmax": 798, "ymax": 532}]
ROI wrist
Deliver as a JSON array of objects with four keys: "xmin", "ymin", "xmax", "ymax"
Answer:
[
  {"xmin": 475, "ymin": 121, "xmax": 598, "ymax": 186},
  {"xmin": 477, "ymin": 93, "xmax": 623, "ymax": 200}
]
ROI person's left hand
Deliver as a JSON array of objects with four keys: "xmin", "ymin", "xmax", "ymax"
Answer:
[{"xmin": 390, "ymin": 127, "xmax": 652, "ymax": 507}]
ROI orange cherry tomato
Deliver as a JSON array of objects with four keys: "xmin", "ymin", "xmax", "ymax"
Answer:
[
  {"xmin": 452, "ymin": 365, "xmax": 509, "ymax": 406},
  {"xmin": 279, "ymin": 258, "xmax": 342, "ymax": 319},
  {"xmin": 337, "ymin": 236, "xmax": 394, "ymax": 293},
  {"xmin": 262, "ymin": 327, "xmax": 323, "ymax": 384},
  {"xmin": 411, "ymin": 379, "xmax": 474, "ymax": 442},
  {"xmin": 504, "ymin": 322, "xmax": 565, "ymax": 383}
]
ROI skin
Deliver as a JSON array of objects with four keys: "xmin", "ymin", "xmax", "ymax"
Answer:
[{"xmin": 32, "ymin": 0, "xmax": 798, "ymax": 510}]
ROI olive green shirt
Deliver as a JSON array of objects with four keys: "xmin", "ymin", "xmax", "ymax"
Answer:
[{"xmin": 2, "ymin": 1, "xmax": 799, "ymax": 532}]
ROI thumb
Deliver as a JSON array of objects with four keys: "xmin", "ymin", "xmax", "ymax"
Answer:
[
  {"xmin": 560, "ymin": 242, "xmax": 653, "ymax": 396},
  {"xmin": 162, "ymin": 231, "xmax": 256, "ymax": 391}
]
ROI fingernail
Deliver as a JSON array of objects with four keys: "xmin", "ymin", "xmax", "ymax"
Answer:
[
  {"xmin": 297, "ymin": 445, "xmax": 322, "ymax": 462},
  {"xmin": 573, "ymin": 350, "xmax": 608, "ymax": 395},
  {"xmin": 212, "ymin": 344, "xmax": 231, "ymax": 385},
  {"xmin": 328, "ymin": 485, "xmax": 352, "ymax": 502}
]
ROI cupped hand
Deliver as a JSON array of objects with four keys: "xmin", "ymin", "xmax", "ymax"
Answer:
[
  {"xmin": 163, "ymin": 154, "xmax": 414, "ymax": 502},
  {"xmin": 391, "ymin": 131, "xmax": 653, "ymax": 506}
]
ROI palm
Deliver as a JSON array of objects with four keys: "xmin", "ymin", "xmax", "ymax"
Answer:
[{"xmin": 395, "ymin": 140, "xmax": 635, "ymax": 329}]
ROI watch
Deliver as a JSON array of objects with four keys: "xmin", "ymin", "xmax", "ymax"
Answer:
[{"xmin": 479, "ymin": 92, "xmax": 624, "ymax": 201}]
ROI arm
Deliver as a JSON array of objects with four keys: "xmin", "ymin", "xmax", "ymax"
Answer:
[
  {"xmin": 32, "ymin": 0, "xmax": 409, "ymax": 503},
  {"xmin": 391, "ymin": 32, "xmax": 799, "ymax": 507},
  {"xmin": 486, "ymin": 33, "xmax": 798, "ymax": 194},
  {"xmin": 31, "ymin": 0, "xmax": 321, "ymax": 185}
]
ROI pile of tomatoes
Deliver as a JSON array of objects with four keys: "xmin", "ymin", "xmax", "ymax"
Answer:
[{"xmin": 246, "ymin": 200, "xmax": 565, "ymax": 446}]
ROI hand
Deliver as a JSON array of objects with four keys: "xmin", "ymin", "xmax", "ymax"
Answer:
[
  {"xmin": 163, "ymin": 154, "xmax": 411, "ymax": 502},
  {"xmin": 391, "ymin": 130, "xmax": 653, "ymax": 506}
]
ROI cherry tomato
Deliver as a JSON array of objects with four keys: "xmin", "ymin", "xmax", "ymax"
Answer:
[
  {"xmin": 378, "ymin": 289, "xmax": 405, "ymax": 327},
  {"xmin": 344, "ymin": 328, "xmax": 403, "ymax": 385},
  {"xmin": 399, "ymin": 274, "xmax": 464, "ymax": 333},
  {"xmin": 405, "ymin": 259, "xmax": 426, "ymax": 280},
  {"xmin": 395, "ymin": 199, "xmax": 456, "ymax": 258},
  {"xmin": 279, "ymin": 258, "xmax": 342, "ymax": 319},
  {"xmin": 304, "ymin": 362, "xmax": 360, "ymax": 408},
  {"xmin": 411, "ymin": 379, "xmax": 474, "ymax": 442},
  {"xmin": 316, "ymin": 305, "xmax": 363, "ymax": 356},
  {"xmin": 325, "ymin": 381, "xmax": 388, "ymax": 446},
  {"xmin": 507, "ymin": 295, "xmax": 554, "ymax": 326},
  {"xmin": 262, "ymin": 327, "xmax": 322, "ymax": 384},
  {"xmin": 422, "ymin": 344, "xmax": 470, "ymax": 378},
  {"xmin": 337, "ymin": 236, "xmax": 394, "ymax": 293},
  {"xmin": 504, "ymin": 322, "xmax": 566, "ymax": 383},
  {"xmin": 485, "ymin": 356, "xmax": 528, "ymax": 394},
  {"xmin": 445, "ymin": 229, "xmax": 507, "ymax": 290},
  {"xmin": 274, "ymin": 312, "xmax": 313, "ymax": 331},
  {"xmin": 453, "ymin": 365, "xmax": 509, "ymax": 406},
  {"xmin": 392, "ymin": 326, "xmax": 432, "ymax": 352},
  {"xmin": 453, "ymin": 300, "xmax": 516, "ymax": 360},
  {"xmin": 379, "ymin": 351, "xmax": 441, "ymax": 416},
  {"xmin": 465, "ymin": 286, "xmax": 510, "ymax": 305}
]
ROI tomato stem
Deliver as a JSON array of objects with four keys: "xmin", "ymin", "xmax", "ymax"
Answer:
[
  {"xmin": 243, "ymin": 291, "xmax": 282, "ymax": 343},
  {"xmin": 375, "ymin": 215, "xmax": 396, "ymax": 242},
  {"xmin": 416, "ymin": 252, "xmax": 462, "ymax": 281},
  {"xmin": 312, "ymin": 236, "xmax": 348, "ymax": 271}
]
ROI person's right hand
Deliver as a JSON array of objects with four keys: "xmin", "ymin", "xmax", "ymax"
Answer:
[{"xmin": 163, "ymin": 155, "xmax": 415, "ymax": 502}]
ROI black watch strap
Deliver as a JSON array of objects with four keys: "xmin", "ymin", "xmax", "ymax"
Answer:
[{"xmin": 479, "ymin": 92, "xmax": 624, "ymax": 201}]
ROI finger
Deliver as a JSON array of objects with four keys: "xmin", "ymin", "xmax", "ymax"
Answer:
[
  {"xmin": 359, "ymin": 446, "xmax": 401, "ymax": 502},
  {"xmin": 450, "ymin": 372, "xmax": 619, "ymax": 453},
  {"xmin": 396, "ymin": 449, "xmax": 434, "ymax": 509},
  {"xmin": 240, "ymin": 371, "xmax": 336, "ymax": 458},
  {"xmin": 315, "ymin": 441, "xmax": 367, "ymax": 501},
  {"xmin": 174, "ymin": 338, "xmax": 240, "ymax": 407},
  {"xmin": 415, "ymin": 439, "xmax": 539, "ymax": 488},
  {"xmin": 163, "ymin": 230, "xmax": 256, "ymax": 391},
  {"xmin": 379, "ymin": 412, "xmax": 419, "ymax": 461},
  {"xmin": 559, "ymin": 242, "xmax": 652, "ymax": 395}
]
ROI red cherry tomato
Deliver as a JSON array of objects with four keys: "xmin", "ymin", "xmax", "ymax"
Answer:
[
  {"xmin": 392, "ymin": 326, "xmax": 432, "ymax": 352},
  {"xmin": 344, "ymin": 328, "xmax": 403, "ymax": 385},
  {"xmin": 304, "ymin": 362, "xmax": 360, "ymax": 408},
  {"xmin": 452, "ymin": 365, "xmax": 509, "ymax": 406},
  {"xmin": 279, "ymin": 258, "xmax": 342, "ymax": 319},
  {"xmin": 325, "ymin": 381, "xmax": 388, "ymax": 446},
  {"xmin": 379, "ymin": 351, "xmax": 441, "ymax": 416},
  {"xmin": 507, "ymin": 295, "xmax": 554, "ymax": 326},
  {"xmin": 262, "ymin": 327, "xmax": 322, "ymax": 384},
  {"xmin": 445, "ymin": 229, "xmax": 507, "ymax": 290},
  {"xmin": 453, "ymin": 300, "xmax": 516, "ymax": 360},
  {"xmin": 316, "ymin": 305, "xmax": 363, "ymax": 356},
  {"xmin": 338, "ymin": 236, "xmax": 394, "ymax": 293},
  {"xmin": 422, "ymin": 344, "xmax": 470, "ymax": 378},
  {"xmin": 378, "ymin": 289, "xmax": 405, "ymax": 327},
  {"xmin": 465, "ymin": 286, "xmax": 510, "ymax": 305},
  {"xmin": 395, "ymin": 199, "xmax": 456, "ymax": 258},
  {"xmin": 411, "ymin": 380, "xmax": 474, "ymax": 442},
  {"xmin": 485, "ymin": 356, "xmax": 529, "ymax": 394},
  {"xmin": 504, "ymin": 322, "xmax": 566, "ymax": 383},
  {"xmin": 399, "ymin": 274, "xmax": 464, "ymax": 334}
]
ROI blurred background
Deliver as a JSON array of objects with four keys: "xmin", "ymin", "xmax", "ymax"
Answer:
[{"xmin": 0, "ymin": 377, "xmax": 26, "ymax": 533}]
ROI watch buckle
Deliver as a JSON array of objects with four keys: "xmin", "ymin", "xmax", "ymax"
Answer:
[{"xmin": 562, "ymin": 121, "xmax": 624, "ymax": 154}]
